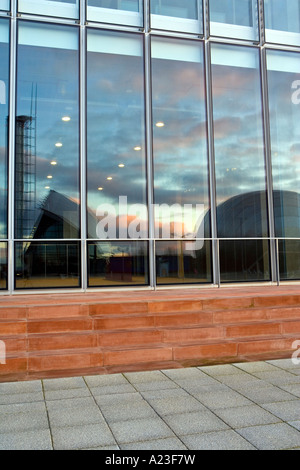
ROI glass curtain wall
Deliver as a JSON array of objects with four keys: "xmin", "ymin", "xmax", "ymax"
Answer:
[
  {"xmin": 18, "ymin": 0, "xmax": 79, "ymax": 19},
  {"xmin": 87, "ymin": 0, "xmax": 143, "ymax": 27},
  {"xmin": 86, "ymin": 29, "xmax": 148, "ymax": 287},
  {"xmin": 266, "ymin": 50, "xmax": 300, "ymax": 280},
  {"xmin": 211, "ymin": 44, "xmax": 270, "ymax": 282},
  {"xmin": 264, "ymin": 0, "xmax": 300, "ymax": 46},
  {"xmin": 209, "ymin": 0, "xmax": 258, "ymax": 40},
  {"xmin": 0, "ymin": 0, "xmax": 299, "ymax": 292},
  {"xmin": 0, "ymin": 0, "xmax": 9, "ymax": 10},
  {"xmin": 15, "ymin": 21, "xmax": 80, "ymax": 288},
  {"xmin": 0, "ymin": 19, "xmax": 9, "ymax": 289},
  {"xmin": 151, "ymin": 37, "xmax": 212, "ymax": 285},
  {"xmin": 150, "ymin": 0, "xmax": 203, "ymax": 34}
]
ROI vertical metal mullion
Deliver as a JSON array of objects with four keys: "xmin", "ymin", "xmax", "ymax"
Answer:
[
  {"xmin": 144, "ymin": 21, "xmax": 156, "ymax": 289},
  {"xmin": 80, "ymin": 1, "xmax": 87, "ymax": 291},
  {"xmin": 204, "ymin": 40, "xmax": 220, "ymax": 287},
  {"xmin": 260, "ymin": 47, "xmax": 277, "ymax": 284},
  {"xmin": 8, "ymin": 2, "xmax": 17, "ymax": 294}
]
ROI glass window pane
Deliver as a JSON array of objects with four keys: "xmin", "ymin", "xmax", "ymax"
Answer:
[
  {"xmin": 151, "ymin": 0, "xmax": 202, "ymax": 34},
  {"xmin": 278, "ymin": 240, "xmax": 300, "ymax": 280},
  {"xmin": 264, "ymin": 0, "xmax": 300, "ymax": 45},
  {"xmin": 87, "ymin": 0, "xmax": 143, "ymax": 27},
  {"xmin": 219, "ymin": 240, "xmax": 271, "ymax": 282},
  {"xmin": 0, "ymin": 242, "xmax": 7, "ymax": 290},
  {"xmin": 87, "ymin": 30, "xmax": 147, "ymax": 241},
  {"xmin": 16, "ymin": 22, "xmax": 80, "ymax": 240},
  {"xmin": 0, "ymin": 0, "xmax": 9, "ymax": 11},
  {"xmin": 266, "ymin": 50, "xmax": 300, "ymax": 240},
  {"xmin": 15, "ymin": 242, "xmax": 80, "ymax": 289},
  {"xmin": 156, "ymin": 240, "xmax": 212, "ymax": 285},
  {"xmin": 210, "ymin": 0, "xmax": 258, "ymax": 40},
  {"xmin": 151, "ymin": 38, "xmax": 210, "ymax": 243},
  {"xmin": 211, "ymin": 44, "xmax": 268, "ymax": 240},
  {"xmin": 0, "ymin": 19, "xmax": 9, "ymax": 240},
  {"xmin": 18, "ymin": 0, "xmax": 79, "ymax": 19},
  {"xmin": 88, "ymin": 241, "xmax": 148, "ymax": 287}
]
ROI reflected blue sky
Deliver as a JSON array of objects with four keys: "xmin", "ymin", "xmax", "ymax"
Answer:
[{"xmin": 0, "ymin": 22, "xmax": 9, "ymax": 239}]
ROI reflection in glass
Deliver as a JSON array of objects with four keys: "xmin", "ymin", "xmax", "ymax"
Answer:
[
  {"xmin": 156, "ymin": 240, "xmax": 212, "ymax": 285},
  {"xmin": 15, "ymin": 242, "xmax": 80, "ymax": 289},
  {"xmin": 18, "ymin": 0, "xmax": 78, "ymax": 19},
  {"xmin": 267, "ymin": 50, "xmax": 300, "ymax": 280},
  {"xmin": 151, "ymin": 0, "xmax": 202, "ymax": 33},
  {"xmin": 266, "ymin": 50, "xmax": 300, "ymax": 240},
  {"xmin": 87, "ymin": 0, "xmax": 143, "ymax": 27},
  {"xmin": 151, "ymin": 37, "xmax": 210, "ymax": 240},
  {"xmin": 211, "ymin": 44, "xmax": 268, "ymax": 240},
  {"xmin": 209, "ymin": 0, "xmax": 258, "ymax": 40},
  {"xmin": 219, "ymin": 240, "xmax": 270, "ymax": 282},
  {"xmin": 264, "ymin": 0, "xmax": 300, "ymax": 44},
  {"xmin": 87, "ymin": 30, "xmax": 147, "ymax": 240},
  {"xmin": 279, "ymin": 240, "xmax": 300, "ymax": 280},
  {"xmin": 0, "ymin": 19, "xmax": 9, "ymax": 240},
  {"xmin": 0, "ymin": 0, "xmax": 9, "ymax": 11},
  {"xmin": 0, "ymin": 242, "xmax": 7, "ymax": 289},
  {"xmin": 88, "ymin": 241, "xmax": 148, "ymax": 287},
  {"xmin": 16, "ymin": 22, "xmax": 80, "ymax": 239}
]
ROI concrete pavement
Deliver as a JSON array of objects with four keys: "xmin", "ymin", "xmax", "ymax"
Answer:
[{"xmin": 0, "ymin": 359, "xmax": 300, "ymax": 450}]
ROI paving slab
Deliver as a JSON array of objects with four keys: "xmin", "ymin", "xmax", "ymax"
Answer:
[{"xmin": 0, "ymin": 360, "xmax": 300, "ymax": 450}]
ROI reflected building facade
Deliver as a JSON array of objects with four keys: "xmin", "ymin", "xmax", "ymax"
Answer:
[{"xmin": 0, "ymin": 0, "xmax": 299, "ymax": 292}]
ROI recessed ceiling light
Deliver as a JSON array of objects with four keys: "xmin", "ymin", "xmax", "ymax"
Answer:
[
  {"xmin": 55, "ymin": 142, "xmax": 63, "ymax": 148},
  {"xmin": 118, "ymin": 164, "xmax": 125, "ymax": 168},
  {"xmin": 50, "ymin": 161, "xmax": 57, "ymax": 165},
  {"xmin": 62, "ymin": 116, "xmax": 71, "ymax": 122},
  {"xmin": 134, "ymin": 146, "xmax": 142, "ymax": 151},
  {"xmin": 98, "ymin": 187, "xmax": 103, "ymax": 191},
  {"xmin": 107, "ymin": 177, "xmax": 112, "ymax": 180},
  {"xmin": 45, "ymin": 186, "xmax": 50, "ymax": 189},
  {"xmin": 156, "ymin": 122, "xmax": 165, "ymax": 128},
  {"xmin": 47, "ymin": 175, "xmax": 53, "ymax": 179}
]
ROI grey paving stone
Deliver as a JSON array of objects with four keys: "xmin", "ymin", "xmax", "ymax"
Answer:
[
  {"xmin": 84, "ymin": 373, "xmax": 129, "ymax": 387},
  {"xmin": 0, "ymin": 391, "xmax": 44, "ymax": 405},
  {"xmin": 0, "ymin": 401, "xmax": 47, "ymax": 416},
  {"xmin": 194, "ymin": 389, "xmax": 252, "ymax": 410},
  {"xmin": 252, "ymin": 370, "xmax": 300, "ymax": 386},
  {"xmin": 45, "ymin": 396, "xmax": 97, "ymax": 411},
  {"xmin": 289, "ymin": 421, "xmax": 300, "ymax": 431},
  {"xmin": 233, "ymin": 361, "xmax": 280, "ymax": 373},
  {"xmin": 261, "ymin": 400, "xmax": 300, "ymax": 422},
  {"xmin": 237, "ymin": 423, "xmax": 300, "ymax": 450},
  {"xmin": 213, "ymin": 374, "xmax": 264, "ymax": 391},
  {"xmin": 182, "ymin": 430, "xmax": 256, "ymax": 450},
  {"xmin": 44, "ymin": 387, "xmax": 91, "ymax": 401},
  {"xmin": 121, "ymin": 437, "xmax": 188, "ymax": 450},
  {"xmin": 276, "ymin": 383, "xmax": 300, "ymax": 398},
  {"xmin": 93, "ymin": 392, "xmax": 144, "ymax": 408},
  {"xmin": 214, "ymin": 405, "xmax": 281, "ymax": 429},
  {"xmin": 100, "ymin": 400, "xmax": 158, "ymax": 423},
  {"xmin": 48, "ymin": 404, "xmax": 105, "ymax": 428},
  {"xmin": 200, "ymin": 364, "xmax": 245, "ymax": 376},
  {"xmin": 0, "ymin": 380, "xmax": 43, "ymax": 395},
  {"xmin": 163, "ymin": 410, "xmax": 229, "ymax": 436},
  {"xmin": 109, "ymin": 417, "xmax": 175, "ymax": 444},
  {"xmin": 162, "ymin": 368, "xmax": 215, "ymax": 380},
  {"xmin": 140, "ymin": 387, "xmax": 190, "ymax": 401},
  {"xmin": 125, "ymin": 371, "xmax": 169, "ymax": 383},
  {"xmin": 0, "ymin": 429, "xmax": 52, "ymax": 450},
  {"xmin": 0, "ymin": 410, "xmax": 49, "ymax": 434},
  {"xmin": 51, "ymin": 422, "xmax": 116, "ymax": 450},
  {"xmin": 131, "ymin": 380, "xmax": 180, "ymax": 392},
  {"xmin": 88, "ymin": 383, "xmax": 137, "ymax": 396},
  {"xmin": 147, "ymin": 396, "xmax": 207, "ymax": 416},
  {"xmin": 267, "ymin": 359, "xmax": 300, "ymax": 370},
  {"xmin": 42, "ymin": 376, "xmax": 87, "ymax": 391},
  {"xmin": 236, "ymin": 384, "xmax": 297, "ymax": 404}
]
